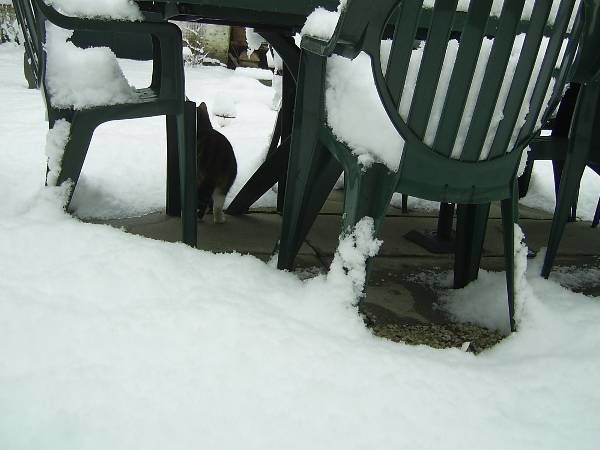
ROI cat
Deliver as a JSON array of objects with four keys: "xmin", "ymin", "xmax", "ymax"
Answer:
[{"xmin": 196, "ymin": 102, "xmax": 237, "ymax": 223}]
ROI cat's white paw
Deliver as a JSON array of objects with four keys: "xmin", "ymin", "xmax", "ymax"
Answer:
[{"xmin": 213, "ymin": 212, "xmax": 226, "ymax": 224}]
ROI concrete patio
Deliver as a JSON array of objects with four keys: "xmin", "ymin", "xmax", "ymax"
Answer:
[{"xmin": 90, "ymin": 190, "xmax": 600, "ymax": 330}]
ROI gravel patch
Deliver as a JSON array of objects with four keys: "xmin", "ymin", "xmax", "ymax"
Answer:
[{"xmin": 369, "ymin": 320, "xmax": 504, "ymax": 354}]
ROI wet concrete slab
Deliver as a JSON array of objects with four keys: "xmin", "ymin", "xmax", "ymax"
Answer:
[{"xmin": 87, "ymin": 202, "xmax": 600, "ymax": 329}]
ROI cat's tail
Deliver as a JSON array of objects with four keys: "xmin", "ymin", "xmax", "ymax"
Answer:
[{"xmin": 196, "ymin": 102, "xmax": 213, "ymax": 135}]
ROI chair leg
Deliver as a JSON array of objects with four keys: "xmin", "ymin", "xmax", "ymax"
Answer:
[
  {"xmin": 437, "ymin": 202, "xmax": 455, "ymax": 241},
  {"xmin": 278, "ymin": 143, "xmax": 342, "ymax": 269},
  {"xmin": 277, "ymin": 146, "xmax": 311, "ymax": 270},
  {"xmin": 501, "ymin": 193, "xmax": 517, "ymax": 332},
  {"xmin": 339, "ymin": 163, "xmax": 396, "ymax": 293},
  {"xmin": 586, "ymin": 166, "xmax": 600, "ymax": 228},
  {"xmin": 518, "ymin": 158, "xmax": 534, "ymax": 198},
  {"xmin": 552, "ymin": 159, "xmax": 579, "ymax": 222},
  {"xmin": 178, "ymin": 101, "xmax": 197, "ymax": 247},
  {"xmin": 592, "ymin": 198, "xmax": 600, "ymax": 228},
  {"xmin": 453, "ymin": 203, "xmax": 490, "ymax": 289},
  {"xmin": 543, "ymin": 82, "xmax": 600, "ymax": 276},
  {"xmin": 166, "ymin": 113, "xmax": 182, "ymax": 217},
  {"xmin": 227, "ymin": 143, "xmax": 290, "ymax": 216},
  {"xmin": 53, "ymin": 114, "xmax": 97, "ymax": 207},
  {"xmin": 276, "ymin": 64, "xmax": 295, "ymax": 214},
  {"xmin": 23, "ymin": 51, "xmax": 37, "ymax": 89},
  {"xmin": 401, "ymin": 194, "xmax": 408, "ymax": 213},
  {"xmin": 344, "ymin": 162, "xmax": 394, "ymax": 228},
  {"xmin": 551, "ymin": 159, "xmax": 564, "ymax": 200},
  {"xmin": 277, "ymin": 51, "xmax": 327, "ymax": 270},
  {"xmin": 551, "ymin": 83, "xmax": 581, "ymax": 220},
  {"xmin": 542, "ymin": 150, "xmax": 588, "ymax": 277}
]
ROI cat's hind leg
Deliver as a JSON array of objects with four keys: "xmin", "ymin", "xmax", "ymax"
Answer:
[
  {"xmin": 212, "ymin": 188, "xmax": 227, "ymax": 224},
  {"xmin": 197, "ymin": 184, "xmax": 212, "ymax": 221}
]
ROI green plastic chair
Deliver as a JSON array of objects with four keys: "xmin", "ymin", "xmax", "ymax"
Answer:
[
  {"xmin": 541, "ymin": 81, "xmax": 600, "ymax": 277},
  {"xmin": 278, "ymin": 0, "xmax": 595, "ymax": 331},
  {"xmin": 518, "ymin": 83, "xmax": 599, "ymax": 275},
  {"xmin": 519, "ymin": 84, "xmax": 582, "ymax": 218},
  {"xmin": 12, "ymin": 0, "xmax": 41, "ymax": 88},
  {"xmin": 30, "ymin": 0, "xmax": 197, "ymax": 246},
  {"xmin": 12, "ymin": 0, "xmax": 154, "ymax": 88}
]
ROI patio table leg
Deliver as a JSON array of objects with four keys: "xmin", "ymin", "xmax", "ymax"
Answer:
[
  {"xmin": 276, "ymin": 65, "xmax": 294, "ymax": 213},
  {"xmin": 227, "ymin": 33, "xmax": 298, "ymax": 215},
  {"xmin": 593, "ymin": 198, "xmax": 600, "ymax": 228},
  {"xmin": 181, "ymin": 100, "xmax": 198, "ymax": 247},
  {"xmin": 166, "ymin": 114, "xmax": 182, "ymax": 216},
  {"xmin": 404, "ymin": 202, "xmax": 456, "ymax": 253},
  {"xmin": 453, "ymin": 203, "xmax": 490, "ymax": 289}
]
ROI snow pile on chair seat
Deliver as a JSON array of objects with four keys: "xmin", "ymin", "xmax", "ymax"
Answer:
[
  {"xmin": 301, "ymin": 7, "xmax": 341, "ymax": 41},
  {"xmin": 45, "ymin": 25, "xmax": 139, "ymax": 110},
  {"xmin": 45, "ymin": 0, "xmax": 143, "ymax": 21},
  {"xmin": 300, "ymin": 0, "xmax": 347, "ymax": 41},
  {"xmin": 325, "ymin": 51, "xmax": 405, "ymax": 171}
]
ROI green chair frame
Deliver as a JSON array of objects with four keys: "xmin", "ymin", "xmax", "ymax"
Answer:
[
  {"xmin": 12, "ymin": 0, "xmax": 41, "ymax": 88},
  {"xmin": 518, "ymin": 82, "xmax": 600, "ymax": 276},
  {"xmin": 30, "ymin": 0, "xmax": 197, "ymax": 246},
  {"xmin": 519, "ymin": 84, "xmax": 582, "ymax": 219},
  {"xmin": 541, "ymin": 81, "xmax": 600, "ymax": 277},
  {"xmin": 278, "ymin": 0, "xmax": 596, "ymax": 331}
]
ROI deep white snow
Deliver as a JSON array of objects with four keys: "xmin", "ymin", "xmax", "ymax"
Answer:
[
  {"xmin": 45, "ymin": 25, "xmax": 139, "ymax": 109},
  {"xmin": 326, "ymin": 51, "xmax": 404, "ymax": 170},
  {"xmin": 300, "ymin": 0, "xmax": 347, "ymax": 41},
  {"xmin": 44, "ymin": 0, "xmax": 143, "ymax": 21},
  {"xmin": 1, "ymin": 33, "xmax": 600, "ymax": 450},
  {"xmin": 44, "ymin": 118, "xmax": 70, "ymax": 186}
]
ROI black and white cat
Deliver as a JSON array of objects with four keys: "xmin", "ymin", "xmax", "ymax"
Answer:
[{"xmin": 196, "ymin": 102, "xmax": 237, "ymax": 223}]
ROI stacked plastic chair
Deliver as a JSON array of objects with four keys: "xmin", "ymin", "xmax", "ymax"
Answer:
[
  {"xmin": 277, "ymin": 0, "xmax": 599, "ymax": 331},
  {"xmin": 22, "ymin": 0, "xmax": 197, "ymax": 246}
]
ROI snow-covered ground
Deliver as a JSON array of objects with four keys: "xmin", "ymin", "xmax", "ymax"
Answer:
[
  {"xmin": 1, "ymin": 42, "xmax": 600, "ymax": 449},
  {"xmin": 0, "ymin": 41, "xmax": 278, "ymax": 219}
]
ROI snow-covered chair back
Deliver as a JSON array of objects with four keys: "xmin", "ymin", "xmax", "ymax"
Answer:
[
  {"xmin": 333, "ymin": 0, "xmax": 592, "ymax": 203},
  {"xmin": 278, "ymin": 0, "xmax": 600, "ymax": 331}
]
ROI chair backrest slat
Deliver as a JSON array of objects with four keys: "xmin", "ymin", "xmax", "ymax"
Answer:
[
  {"xmin": 453, "ymin": 0, "xmax": 542, "ymax": 161},
  {"xmin": 353, "ymin": 0, "xmax": 588, "ymax": 169},
  {"xmin": 485, "ymin": 0, "xmax": 558, "ymax": 160},
  {"xmin": 432, "ymin": 0, "xmax": 495, "ymax": 157},
  {"xmin": 21, "ymin": 0, "xmax": 40, "ymax": 50},
  {"xmin": 405, "ymin": 0, "xmax": 459, "ymax": 141},
  {"xmin": 511, "ymin": 0, "xmax": 579, "ymax": 149},
  {"xmin": 385, "ymin": 0, "xmax": 425, "ymax": 104},
  {"xmin": 12, "ymin": 0, "xmax": 41, "ymax": 86},
  {"xmin": 453, "ymin": 0, "xmax": 526, "ymax": 162},
  {"xmin": 535, "ymin": 8, "xmax": 583, "ymax": 127}
]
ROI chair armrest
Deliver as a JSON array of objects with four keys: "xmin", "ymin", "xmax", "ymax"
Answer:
[
  {"xmin": 34, "ymin": 0, "xmax": 184, "ymax": 104},
  {"xmin": 301, "ymin": 34, "xmax": 362, "ymax": 59},
  {"xmin": 34, "ymin": 0, "xmax": 176, "ymax": 37},
  {"xmin": 300, "ymin": 34, "xmax": 335, "ymax": 57},
  {"xmin": 300, "ymin": 2, "xmax": 366, "ymax": 59}
]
